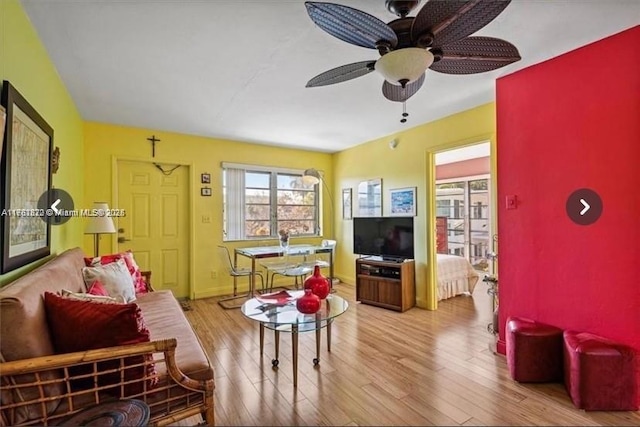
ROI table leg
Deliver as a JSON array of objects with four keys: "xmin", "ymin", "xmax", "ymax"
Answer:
[
  {"xmin": 272, "ymin": 330, "xmax": 280, "ymax": 368},
  {"xmin": 250, "ymin": 258, "xmax": 256, "ymax": 295},
  {"xmin": 329, "ymin": 249, "xmax": 334, "ymax": 289},
  {"xmin": 259, "ymin": 323, "xmax": 264, "ymax": 356},
  {"xmin": 233, "ymin": 251, "xmax": 239, "ymax": 296},
  {"xmin": 327, "ymin": 319, "xmax": 332, "ymax": 352},
  {"xmin": 292, "ymin": 325, "xmax": 299, "ymax": 387},
  {"xmin": 313, "ymin": 322, "xmax": 321, "ymax": 366}
]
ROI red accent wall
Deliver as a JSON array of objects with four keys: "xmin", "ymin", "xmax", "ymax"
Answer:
[
  {"xmin": 436, "ymin": 156, "xmax": 490, "ymax": 180},
  {"xmin": 496, "ymin": 26, "xmax": 640, "ymax": 353}
]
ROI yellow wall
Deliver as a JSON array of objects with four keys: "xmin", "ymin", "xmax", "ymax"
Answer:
[
  {"xmin": 0, "ymin": 0, "xmax": 496, "ymax": 299},
  {"xmin": 84, "ymin": 122, "xmax": 333, "ymax": 298},
  {"xmin": 332, "ymin": 103, "xmax": 496, "ymax": 309},
  {"xmin": 0, "ymin": 0, "xmax": 85, "ymax": 285}
]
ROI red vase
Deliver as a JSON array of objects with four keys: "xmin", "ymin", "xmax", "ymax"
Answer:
[
  {"xmin": 296, "ymin": 289, "xmax": 321, "ymax": 314},
  {"xmin": 304, "ymin": 265, "xmax": 330, "ymax": 300}
]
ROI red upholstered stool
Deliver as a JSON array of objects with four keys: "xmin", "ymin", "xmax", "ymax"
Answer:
[
  {"xmin": 506, "ymin": 317, "xmax": 563, "ymax": 382},
  {"xmin": 563, "ymin": 331, "xmax": 639, "ymax": 411}
]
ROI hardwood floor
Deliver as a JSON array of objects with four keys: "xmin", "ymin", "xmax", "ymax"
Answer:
[{"xmin": 184, "ymin": 282, "xmax": 640, "ymax": 426}]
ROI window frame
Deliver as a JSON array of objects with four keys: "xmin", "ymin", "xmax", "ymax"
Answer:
[{"xmin": 222, "ymin": 163, "xmax": 320, "ymax": 241}]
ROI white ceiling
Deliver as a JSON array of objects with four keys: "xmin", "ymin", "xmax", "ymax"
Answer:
[{"xmin": 21, "ymin": 1, "xmax": 640, "ymax": 153}]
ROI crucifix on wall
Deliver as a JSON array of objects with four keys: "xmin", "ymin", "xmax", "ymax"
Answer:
[{"xmin": 147, "ymin": 135, "xmax": 161, "ymax": 157}]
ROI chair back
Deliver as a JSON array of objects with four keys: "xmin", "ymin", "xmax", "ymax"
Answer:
[
  {"xmin": 321, "ymin": 239, "xmax": 337, "ymax": 251},
  {"xmin": 217, "ymin": 246, "xmax": 235, "ymax": 275},
  {"xmin": 321, "ymin": 239, "xmax": 337, "ymax": 260},
  {"xmin": 295, "ymin": 246, "xmax": 317, "ymax": 267}
]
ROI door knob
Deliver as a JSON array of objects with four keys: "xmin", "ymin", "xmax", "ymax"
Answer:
[{"xmin": 118, "ymin": 237, "xmax": 131, "ymax": 243}]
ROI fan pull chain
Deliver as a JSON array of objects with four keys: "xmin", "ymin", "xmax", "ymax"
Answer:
[{"xmin": 400, "ymin": 101, "xmax": 409, "ymax": 123}]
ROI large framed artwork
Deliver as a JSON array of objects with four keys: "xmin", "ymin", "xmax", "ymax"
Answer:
[
  {"xmin": 390, "ymin": 187, "xmax": 417, "ymax": 216},
  {"xmin": 1, "ymin": 81, "xmax": 53, "ymax": 273},
  {"xmin": 0, "ymin": 105, "xmax": 6, "ymax": 163}
]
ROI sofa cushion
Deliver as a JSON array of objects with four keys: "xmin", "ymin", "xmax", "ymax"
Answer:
[
  {"xmin": 43, "ymin": 292, "xmax": 157, "ymax": 395},
  {"xmin": 0, "ymin": 248, "xmax": 86, "ymax": 423},
  {"xmin": 0, "ymin": 351, "xmax": 33, "ymax": 425},
  {"xmin": 135, "ymin": 291, "xmax": 213, "ymax": 381}
]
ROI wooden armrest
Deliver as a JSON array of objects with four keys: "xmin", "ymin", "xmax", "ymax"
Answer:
[
  {"xmin": 141, "ymin": 270, "xmax": 155, "ymax": 292},
  {"xmin": 0, "ymin": 339, "xmax": 175, "ymax": 375},
  {"xmin": 0, "ymin": 339, "xmax": 214, "ymax": 426}
]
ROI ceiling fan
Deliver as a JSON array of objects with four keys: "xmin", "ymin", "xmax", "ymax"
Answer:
[{"xmin": 305, "ymin": 0, "xmax": 521, "ymax": 121}]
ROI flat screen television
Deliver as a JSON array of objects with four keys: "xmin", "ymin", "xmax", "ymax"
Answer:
[{"xmin": 353, "ymin": 217, "xmax": 415, "ymax": 261}]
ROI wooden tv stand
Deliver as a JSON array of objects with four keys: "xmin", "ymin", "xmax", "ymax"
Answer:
[{"xmin": 355, "ymin": 258, "xmax": 415, "ymax": 312}]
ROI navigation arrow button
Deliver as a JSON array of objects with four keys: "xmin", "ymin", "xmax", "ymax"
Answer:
[
  {"xmin": 51, "ymin": 199, "xmax": 61, "ymax": 214},
  {"xmin": 566, "ymin": 189, "xmax": 602, "ymax": 226},
  {"xmin": 579, "ymin": 199, "xmax": 590, "ymax": 216}
]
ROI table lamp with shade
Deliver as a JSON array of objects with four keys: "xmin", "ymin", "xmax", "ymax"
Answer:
[{"xmin": 85, "ymin": 202, "xmax": 117, "ymax": 257}]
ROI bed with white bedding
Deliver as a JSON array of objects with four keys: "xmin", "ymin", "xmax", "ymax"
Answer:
[{"xmin": 437, "ymin": 254, "xmax": 480, "ymax": 301}]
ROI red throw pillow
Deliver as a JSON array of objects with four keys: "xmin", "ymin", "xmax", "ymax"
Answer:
[
  {"xmin": 43, "ymin": 292, "xmax": 157, "ymax": 396},
  {"xmin": 87, "ymin": 280, "xmax": 109, "ymax": 297}
]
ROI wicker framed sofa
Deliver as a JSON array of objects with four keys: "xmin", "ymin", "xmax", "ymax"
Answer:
[{"xmin": 0, "ymin": 248, "xmax": 214, "ymax": 426}]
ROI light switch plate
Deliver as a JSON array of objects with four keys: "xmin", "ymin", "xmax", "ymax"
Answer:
[{"xmin": 506, "ymin": 195, "xmax": 517, "ymax": 210}]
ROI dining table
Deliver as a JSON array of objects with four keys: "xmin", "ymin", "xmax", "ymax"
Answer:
[{"xmin": 234, "ymin": 243, "xmax": 334, "ymax": 295}]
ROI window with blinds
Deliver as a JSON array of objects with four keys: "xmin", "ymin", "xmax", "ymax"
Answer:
[{"xmin": 222, "ymin": 164, "xmax": 319, "ymax": 241}]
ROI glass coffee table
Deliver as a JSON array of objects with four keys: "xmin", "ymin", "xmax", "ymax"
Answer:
[{"xmin": 241, "ymin": 290, "xmax": 349, "ymax": 387}]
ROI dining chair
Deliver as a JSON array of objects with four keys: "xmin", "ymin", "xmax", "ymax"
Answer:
[
  {"xmin": 316, "ymin": 239, "xmax": 337, "ymax": 270},
  {"xmin": 263, "ymin": 246, "xmax": 315, "ymax": 292},
  {"xmin": 217, "ymin": 245, "xmax": 264, "ymax": 307}
]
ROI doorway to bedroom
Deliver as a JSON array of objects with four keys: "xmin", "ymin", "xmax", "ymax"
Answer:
[
  {"xmin": 434, "ymin": 143, "xmax": 494, "ymax": 275},
  {"xmin": 427, "ymin": 141, "xmax": 497, "ymax": 336}
]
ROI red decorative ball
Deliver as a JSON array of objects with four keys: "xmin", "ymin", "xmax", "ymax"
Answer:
[
  {"xmin": 296, "ymin": 289, "xmax": 321, "ymax": 314},
  {"xmin": 304, "ymin": 265, "xmax": 330, "ymax": 300}
]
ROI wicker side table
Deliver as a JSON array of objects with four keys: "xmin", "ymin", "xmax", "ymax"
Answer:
[{"xmin": 61, "ymin": 399, "xmax": 150, "ymax": 426}]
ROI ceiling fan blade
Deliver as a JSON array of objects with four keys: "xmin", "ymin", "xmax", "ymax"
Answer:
[
  {"xmin": 429, "ymin": 36, "xmax": 520, "ymax": 74},
  {"xmin": 412, "ymin": 0, "xmax": 511, "ymax": 48},
  {"xmin": 306, "ymin": 60, "xmax": 377, "ymax": 87},
  {"xmin": 382, "ymin": 73, "xmax": 426, "ymax": 102},
  {"xmin": 305, "ymin": 2, "xmax": 398, "ymax": 49}
]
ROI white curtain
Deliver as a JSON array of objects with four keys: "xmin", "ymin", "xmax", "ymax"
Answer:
[{"xmin": 224, "ymin": 168, "xmax": 245, "ymax": 241}]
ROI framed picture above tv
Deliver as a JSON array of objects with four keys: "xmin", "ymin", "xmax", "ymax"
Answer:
[
  {"xmin": 357, "ymin": 178, "xmax": 382, "ymax": 217},
  {"xmin": 390, "ymin": 187, "xmax": 416, "ymax": 217},
  {"xmin": 342, "ymin": 188, "xmax": 352, "ymax": 220}
]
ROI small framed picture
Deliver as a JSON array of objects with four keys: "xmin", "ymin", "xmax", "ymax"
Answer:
[
  {"xmin": 201, "ymin": 173, "xmax": 211, "ymax": 184},
  {"xmin": 342, "ymin": 188, "xmax": 352, "ymax": 220},
  {"xmin": 390, "ymin": 187, "xmax": 416, "ymax": 216},
  {"xmin": 201, "ymin": 187, "xmax": 212, "ymax": 197}
]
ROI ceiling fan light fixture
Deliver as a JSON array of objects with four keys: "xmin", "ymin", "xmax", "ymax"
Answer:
[{"xmin": 375, "ymin": 48, "xmax": 434, "ymax": 86}]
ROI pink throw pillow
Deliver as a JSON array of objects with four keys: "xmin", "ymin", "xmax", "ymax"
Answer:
[{"xmin": 87, "ymin": 280, "xmax": 109, "ymax": 297}]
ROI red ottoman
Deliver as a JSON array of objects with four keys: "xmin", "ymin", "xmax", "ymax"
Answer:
[
  {"xmin": 563, "ymin": 331, "xmax": 639, "ymax": 410},
  {"xmin": 506, "ymin": 317, "xmax": 563, "ymax": 382}
]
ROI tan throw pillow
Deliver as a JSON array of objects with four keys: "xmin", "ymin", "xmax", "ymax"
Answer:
[
  {"xmin": 60, "ymin": 289, "xmax": 123, "ymax": 304},
  {"xmin": 82, "ymin": 259, "xmax": 136, "ymax": 303}
]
